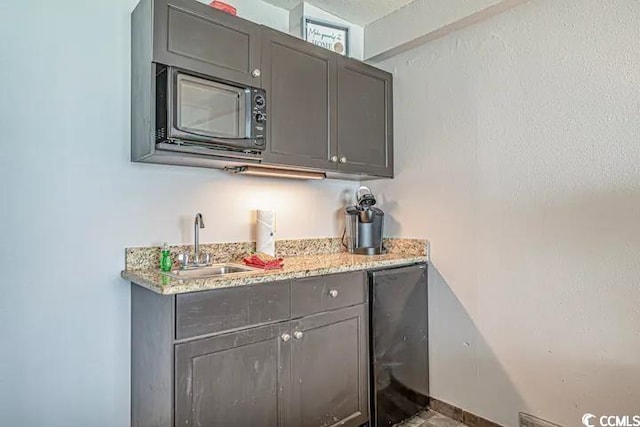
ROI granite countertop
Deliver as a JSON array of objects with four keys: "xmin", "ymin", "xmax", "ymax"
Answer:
[
  {"xmin": 121, "ymin": 238, "xmax": 429, "ymax": 295},
  {"xmin": 122, "ymin": 252, "xmax": 427, "ymax": 295}
]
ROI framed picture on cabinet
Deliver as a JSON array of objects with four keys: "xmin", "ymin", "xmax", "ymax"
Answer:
[{"xmin": 303, "ymin": 17, "xmax": 349, "ymax": 56}]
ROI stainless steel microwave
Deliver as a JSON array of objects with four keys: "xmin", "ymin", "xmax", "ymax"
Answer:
[{"xmin": 155, "ymin": 65, "xmax": 266, "ymax": 153}]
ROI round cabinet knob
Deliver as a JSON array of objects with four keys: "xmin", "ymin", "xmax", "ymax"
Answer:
[
  {"xmin": 281, "ymin": 333, "xmax": 291, "ymax": 342},
  {"xmin": 293, "ymin": 331, "xmax": 303, "ymax": 340},
  {"xmin": 251, "ymin": 68, "xmax": 261, "ymax": 78},
  {"xmin": 330, "ymin": 156, "xmax": 338, "ymax": 163},
  {"xmin": 329, "ymin": 289, "xmax": 339, "ymax": 298},
  {"xmin": 255, "ymin": 113, "xmax": 266, "ymax": 123},
  {"xmin": 339, "ymin": 156, "xmax": 347, "ymax": 164}
]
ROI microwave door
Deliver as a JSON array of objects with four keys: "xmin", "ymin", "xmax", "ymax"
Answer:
[{"xmin": 173, "ymin": 73, "xmax": 248, "ymax": 141}]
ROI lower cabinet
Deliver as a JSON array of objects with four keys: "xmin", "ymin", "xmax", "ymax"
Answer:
[
  {"xmin": 174, "ymin": 305, "xmax": 368, "ymax": 427},
  {"xmin": 132, "ymin": 272, "xmax": 370, "ymax": 427},
  {"xmin": 174, "ymin": 323, "xmax": 290, "ymax": 427},
  {"xmin": 290, "ymin": 305, "xmax": 369, "ymax": 427}
]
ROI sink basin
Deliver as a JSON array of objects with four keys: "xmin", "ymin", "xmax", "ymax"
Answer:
[{"xmin": 162, "ymin": 263, "xmax": 260, "ymax": 280}]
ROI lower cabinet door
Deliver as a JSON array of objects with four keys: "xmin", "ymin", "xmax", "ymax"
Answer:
[
  {"xmin": 290, "ymin": 304, "xmax": 369, "ymax": 427},
  {"xmin": 175, "ymin": 323, "xmax": 291, "ymax": 427}
]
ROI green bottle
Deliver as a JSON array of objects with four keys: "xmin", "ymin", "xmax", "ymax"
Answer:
[{"xmin": 160, "ymin": 243, "xmax": 172, "ymax": 272}]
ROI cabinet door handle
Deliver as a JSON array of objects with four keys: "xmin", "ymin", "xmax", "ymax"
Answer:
[
  {"xmin": 330, "ymin": 155, "xmax": 338, "ymax": 163},
  {"xmin": 339, "ymin": 156, "xmax": 347, "ymax": 164},
  {"xmin": 329, "ymin": 289, "xmax": 338, "ymax": 298},
  {"xmin": 293, "ymin": 331, "xmax": 303, "ymax": 340},
  {"xmin": 280, "ymin": 333, "xmax": 291, "ymax": 342},
  {"xmin": 251, "ymin": 68, "xmax": 261, "ymax": 78}
]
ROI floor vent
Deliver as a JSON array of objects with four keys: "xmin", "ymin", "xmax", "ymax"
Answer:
[{"xmin": 520, "ymin": 413, "xmax": 563, "ymax": 427}]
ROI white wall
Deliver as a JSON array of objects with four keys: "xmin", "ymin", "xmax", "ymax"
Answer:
[
  {"xmin": 0, "ymin": 1, "xmax": 357, "ymax": 426},
  {"xmin": 364, "ymin": 0, "xmax": 527, "ymax": 61},
  {"xmin": 367, "ymin": 0, "xmax": 640, "ymax": 425}
]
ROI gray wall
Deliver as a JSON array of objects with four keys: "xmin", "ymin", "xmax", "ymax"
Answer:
[
  {"xmin": 367, "ymin": 0, "xmax": 640, "ymax": 425},
  {"xmin": 0, "ymin": 1, "xmax": 356, "ymax": 426}
]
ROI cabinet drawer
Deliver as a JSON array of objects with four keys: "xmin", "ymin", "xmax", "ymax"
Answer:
[
  {"xmin": 175, "ymin": 281, "xmax": 290, "ymax": 340},
  {"xmin": 291, "ymin": 271, "xmax": 366, "ymax": 317}
]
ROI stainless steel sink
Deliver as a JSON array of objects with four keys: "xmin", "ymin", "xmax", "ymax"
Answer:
[{"xmin": 162, "ymin": 263, "xmax": 260, "ymax": 280}]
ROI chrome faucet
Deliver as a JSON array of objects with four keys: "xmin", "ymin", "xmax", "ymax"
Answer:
[
  {"xmin": 176, "ymin": 213, "xmax": 211, "ymax": 269},
  {"xmin": 194, "ymin": 213, "xmax": 205, "ymax": 263}
]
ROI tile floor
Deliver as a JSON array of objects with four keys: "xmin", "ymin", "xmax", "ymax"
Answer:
[{"xmin": 396, "ymin": 409, "xmax": 469, "ymax": 427}]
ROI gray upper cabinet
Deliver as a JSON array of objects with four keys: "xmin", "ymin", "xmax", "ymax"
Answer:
[
  {"xmin": 261, "ymin": 28, "xmax": 394, "ymax": 177},
  {"xmin": 152, "ymin": 0, "xmax": 262, "ymax": 87},
  {"xmin": 261, "ymin": 29, "xmax": 337, "ymax": 170},
  {"xmin": 175, "ymin": 322, "xmax": 291, "ymax": 427},
  {"xmin": 336, "ymin": 57, "xmax": 394, "ymax": 177},
  {"xmin": 290, "ymin": 305, "xmax": 369, "ymax": 427},
  {"xmin": 132, "ymin": 0, "xmax": 393, "ymax": 178}
]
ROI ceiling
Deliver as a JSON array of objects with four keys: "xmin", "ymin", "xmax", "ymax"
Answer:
[{"xmin": 261, "ymin": 0, "xmax": 416, "ymax": 25}]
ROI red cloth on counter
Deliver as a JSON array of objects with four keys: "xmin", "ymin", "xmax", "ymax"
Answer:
[{"xmin": 243, "ymin": 253, "xmax": 284, "ymax": 270}]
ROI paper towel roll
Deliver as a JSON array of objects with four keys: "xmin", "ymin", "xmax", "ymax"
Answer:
[{"xmin": 256, "ymin": 210, "xmax": 276, "ymax": 256}]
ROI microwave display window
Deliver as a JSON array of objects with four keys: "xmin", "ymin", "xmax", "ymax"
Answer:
[{"xmin": 175, "ymin": 73, "xmax": 247, "ymax": 139}]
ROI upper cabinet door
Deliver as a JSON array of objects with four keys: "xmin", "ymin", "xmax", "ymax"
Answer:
[
  {"xmin": 336, "ymin": 57, "xmax": 393, "ymax": 177},
  {"xmin": 261, "ymin": 29, "xmax": 337, "ymax": 170},
  {"xmin": 152, "ymin": 0, "xmax": 262, "ymax": 87}
]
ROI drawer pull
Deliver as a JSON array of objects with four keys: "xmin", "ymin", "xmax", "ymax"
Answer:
[
  {"xmin": 293, "ymin": 331, "xmax": 303, "ymax": 339},
  {"xmin": 329, "ymin": 289, "xmax": 339, "ymax": 298},
  {"xmin": 281, "ymin": 333, "xmax": 291, "ymax": 342}
]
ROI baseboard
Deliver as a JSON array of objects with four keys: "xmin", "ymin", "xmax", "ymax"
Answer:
[
  {"xmin": 519, "ymin": 412, "xmax": 562, "ymax": 427},
  {"xmin": 428, "ymin": 397, "xmax": 504, "ymax": 427}
]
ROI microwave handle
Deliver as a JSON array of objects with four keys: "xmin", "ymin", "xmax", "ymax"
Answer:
[
  {"xmin": 176, "ymin": 129, "xmax": 263, "ymax": 142},
  {"xmin": 204, "ymin": 136, "xmax": 265, "ymax": 149},
  {"xmin": 190, "ymin": 134, "xmax": 260, "ymax": 142},
  {"xmin": 175, "ymin": 129, "xmax": 264, "ymax": 145},
  {"xmin": 157, "ymin": 142, "xmax": 262, "ymax": 161}
]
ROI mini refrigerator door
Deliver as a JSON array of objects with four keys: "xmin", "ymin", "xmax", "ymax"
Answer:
[{"xmin": 369, "ymin": 264, "xmax": 429, "ymax": 426}]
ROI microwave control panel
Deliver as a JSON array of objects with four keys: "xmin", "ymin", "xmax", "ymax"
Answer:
[{"xmin": 248, "ymin": 87, "xmax": 267, "ymax": 148}]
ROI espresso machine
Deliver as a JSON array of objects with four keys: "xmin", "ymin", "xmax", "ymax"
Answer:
[{"xmin": 344, "ymin": 186, "xmax": 384, "ymax": 255}]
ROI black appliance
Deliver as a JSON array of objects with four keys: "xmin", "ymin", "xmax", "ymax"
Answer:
[
  {"xmin": 155, "ymin": 65, "xmax": 266, "ymax": 155},
  {"xmin": 344, "ymin": 186, "xmax": 384, "ymax": 255},
  {"xmin": 369, "ymin": 265, "xmax": 429, "ymax": 426}
]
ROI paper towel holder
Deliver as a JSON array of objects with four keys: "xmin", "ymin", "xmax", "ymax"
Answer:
[{"xmin": 256, "ymin": 209, "xmax": 276, "ymax": 256}]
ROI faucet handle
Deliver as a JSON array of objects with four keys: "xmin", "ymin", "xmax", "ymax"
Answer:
[
  {"xmin": 197, "ymin": 253, "xmax": 212, "ymax": 266},
  {"xmin": 178, "ymin": 253, "xmax": 190, "ymax": 268}
]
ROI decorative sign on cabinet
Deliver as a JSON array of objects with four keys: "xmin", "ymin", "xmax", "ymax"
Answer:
[{"xmin": 304, "ymin": 17, "xmax": 350, "ymax": 56}]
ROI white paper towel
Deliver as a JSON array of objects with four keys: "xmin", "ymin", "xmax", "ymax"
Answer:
[{"xmin": 256, "ymin": 210, "xmax": 276, "ymax": 256}]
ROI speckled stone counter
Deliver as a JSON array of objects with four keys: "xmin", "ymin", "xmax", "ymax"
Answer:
[{"xmin": 122, "ymin": 238, "xmax": 429, "ymax": 295}]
